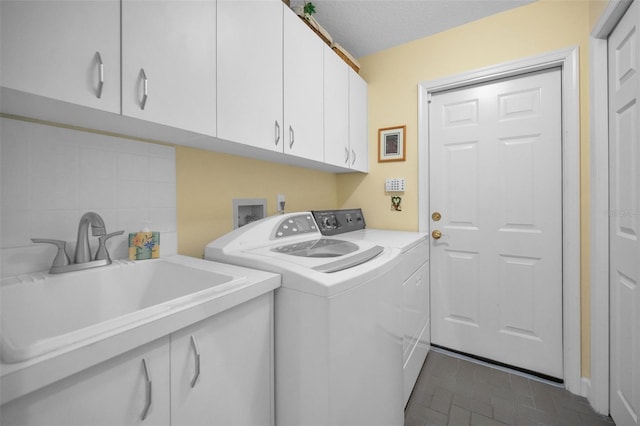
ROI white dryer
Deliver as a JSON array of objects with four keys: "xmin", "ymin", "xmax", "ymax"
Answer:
[{"xmin": 205, "ymin": 212, "xmax": 404, "ymax": 426}]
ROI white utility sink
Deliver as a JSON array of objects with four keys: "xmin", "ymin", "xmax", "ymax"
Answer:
[{"xmin": 0, "ymin": 257, "xmax": 246, "ymax": 364}]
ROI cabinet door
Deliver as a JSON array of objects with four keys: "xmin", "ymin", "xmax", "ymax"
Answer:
[
  {"xmin": 121, "ymin": 0, "xmax": 216, "ymax": 136},
  {"xmin": 283, "ymin": 9, "xmax": 324, "ymax": 161},
  {"xmin": 1, "ymin": 337, "xmax": 171, "ymax": 426},
  {"xmin": 0, "ymin": 0, "xmax": 120, "ymax": 113},
  {"xmin": 349, "ymin": 70, "xmax": 369, "ymax": 172},
  {"xmin": 323, "ymin": 45, "xmax": 350, "ymax": 168},
  {"xmin": 217, "ymin": 0, "xmax": 283, "ymax": 152},
  {"xmin": 171, "ymin": 293, "xmax": 274, "ymax": 426}
]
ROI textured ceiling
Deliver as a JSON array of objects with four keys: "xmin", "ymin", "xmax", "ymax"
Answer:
[{"xmin": 290, "ymin": 0, "xmax": 535, "ymax": 59}]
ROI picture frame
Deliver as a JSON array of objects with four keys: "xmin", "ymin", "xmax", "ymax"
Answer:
[{"xmin": 378, "ymin": 125, "xmax": 406, "ymax": 162}]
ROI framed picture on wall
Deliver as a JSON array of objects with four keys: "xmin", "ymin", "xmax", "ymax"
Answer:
[{"xmin": 378, "ymin": 125, "xmax": 406, "ymax": 162}]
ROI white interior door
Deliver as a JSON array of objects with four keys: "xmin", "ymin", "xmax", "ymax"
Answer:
[
  {"xmin": 429, "ymin": 69, "xmax": 563, "ymax": 379},
  {"xmin": 609, "ymin": 1, "xmax": 640, "ymax": 424}
]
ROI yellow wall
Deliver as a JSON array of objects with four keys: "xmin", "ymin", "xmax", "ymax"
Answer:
[
  {"xmin": 175, "ymin": 0, "xmax": 612, "ymax": 379},
  {"xmin": 176, "ymin": 147, "xmax": 338, "ymax": 258},
  {"xmin": 337, "ymin": 0, "xmax": 593, "ymax": 376}
]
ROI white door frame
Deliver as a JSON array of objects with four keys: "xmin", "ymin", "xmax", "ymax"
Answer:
[
  {"xmin": 418, "ymin": 46, "xmax": 582, "ymax": 395},
  {"xmin": 589, "ymin": 0, "xmax": 634, "ymax": 415}
]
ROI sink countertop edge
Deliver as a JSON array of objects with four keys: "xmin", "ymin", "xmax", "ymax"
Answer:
[{"xmin": 0, "ymin": 255, "xmax": 281, "ymax": 405}]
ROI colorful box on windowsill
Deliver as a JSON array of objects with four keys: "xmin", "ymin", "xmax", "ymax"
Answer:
[{"xmin": 128, "ymin": 232, "xmax": 160, "ymax": 260}]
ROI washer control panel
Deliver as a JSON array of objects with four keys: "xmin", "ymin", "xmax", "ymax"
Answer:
[{"xmin": 312, "ymin": 209, "xmax": 366, "ymax": 236}]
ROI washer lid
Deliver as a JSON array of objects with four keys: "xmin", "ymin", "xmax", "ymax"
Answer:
[{"xmin": 271, "ymin": 238, "xmax": 359, "ymax": 258}]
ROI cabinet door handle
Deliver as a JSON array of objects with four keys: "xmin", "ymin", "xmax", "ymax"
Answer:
[
  {"xmin": 141, "ymin": 358, "xmax": 153, "ymax": 420},
  {"xmin": 351, "ymin": 149, "xmax": 357, "ymax": 165},
  {"xmin": 289, "ymin": 125, "xmax": 295, "ymax": 149},
  {"xmin": 95, "ymin": 52, "xmax": 104, "ymax": 99},
  {"xmin": 190, "ymin": 335, "xmax": 201, "ymax": 388},
  {"xmin": 140, "ymin": 68, "xmax": 148, "ymax": 110},
  {"xmin": 344, "ymin": 147, "xmax": 350, "ymax": 164},
  {"xmin": 275, "ymin": 120, "xmax": 281, "ymax": 146}
]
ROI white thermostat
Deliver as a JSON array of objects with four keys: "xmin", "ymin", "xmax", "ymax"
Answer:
[{"xmin": 385, "ymin": 178, "xmax": 406, "ymax": 192}]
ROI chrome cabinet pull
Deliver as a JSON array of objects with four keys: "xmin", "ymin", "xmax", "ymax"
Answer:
[
  {"xmin": 141, "ymin": 358, "xmax": 152, "ymax": 420},
  {"xmin": 289, "ymin": 125, "xmax": 295, "ymax": 149},
  {"xmin": 190, "ymin": 335, "xmax": 201, "ymax": 388},
  {"xmin": 275, "ymin": 120, "xmax": 281, "ymax": 146},
  {"xmin": 95, "ymin": 52, "xmax": 104, "ymax": 99},
  {"xmin": 344, "ymin": 147, "xmax": 350, "ymax": 164},
  {"xmin": 140, "ymin": 68, "xmax": 148, "ymax": 110},
  {"xmin": 351, "ymin": 149, "xmax": 357, "ymax": 165}
]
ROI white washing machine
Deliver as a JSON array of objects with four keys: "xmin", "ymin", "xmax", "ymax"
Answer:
[
  {"xmin": 311, "ymin": 209, "xmax": 431, "ymax": 405},
  {"xmin": 205, "ymin": 212, "xmax": 404, "ymax": 426}
]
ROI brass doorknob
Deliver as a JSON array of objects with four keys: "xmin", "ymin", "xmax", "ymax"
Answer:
[{"xmin": 432, "ymin": 230, "xmax": 442, "ymax": 239}]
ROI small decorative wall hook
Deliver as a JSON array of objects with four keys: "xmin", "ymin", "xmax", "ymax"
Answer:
[{"xmin": 391, "ymin": 196, "xmax": 402, "ymax": 211}]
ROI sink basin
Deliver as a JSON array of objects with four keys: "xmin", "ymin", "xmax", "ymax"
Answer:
[{"xmin": 0, "ymin": 258, "xmax": 245, "ymax": 363}]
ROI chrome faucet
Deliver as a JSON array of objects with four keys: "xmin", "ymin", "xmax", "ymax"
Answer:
[
  {"xmin": 74, "ymin": 211, "xmax": 106, "ymax": 264},
  {"xmin": 32, "ymin": 211, "xmax": 123, "ymax": 274}
]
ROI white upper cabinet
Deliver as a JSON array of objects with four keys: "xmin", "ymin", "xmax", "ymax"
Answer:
[
  {"xmin": 1, "ymin": 0, "xmax": 367, "ymax": 173},
  {"xmin": 283, "ymin": 8, "xmax": 325, "ymax": 162},
  {"xmin": 121, "ymin": 0, "xmax": 216, "ymax": 136},
  {"xmin": 324, "ymin": 48, "xmax": 369, "ymax": 172},
  {"xmin": 323, "ymin": 45, "xmax": 350, "ymax": 168},
  {"xmin": 217, "ymin": 0, "xmax": 283, "ymax": 152},
  {"xmin": 0, "ymin": 0, "xmax": 120, "ymax": 113},
  {"xmin": 349, "ymin": 69, "xmax": 369, "ymax": 172}
]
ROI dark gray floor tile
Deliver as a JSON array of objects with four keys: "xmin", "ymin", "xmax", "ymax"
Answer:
[
  {"xmin": 405, "ymin": 414, "xmax": 428, "ymax": 426},
  {"xmin": 405, "ymin": 351, "xmax": 615, "ymax": 426},
  {"xmin": 411, "ymin": 407, "xmax": 449, "ymax": 426},
  {"xmin": 430, "ymin": 387, "xmax": 454, "ymax": 415},
  {"xmin": 577, "ymin": 412, "xmax": 616, "ymax": 426},
  {"xmin": 532, "ymin": 392, "xmax": 557, "ymax": 414},
  {"xmin": 449, "ymin": 405, "xmax": 471, "ymax": 426},
  {"xmin": 470, "ymin": 412, "xmax": 508, "ymax": 426},
  {"xmin": 452, "ymin": 394, "xmax": 493, "ymax": 418},
  {"xmin": 509, "ymin": 374, "xmax": 532, "ymax": 397}
]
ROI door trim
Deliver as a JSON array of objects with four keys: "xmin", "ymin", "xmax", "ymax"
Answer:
[
  {"xmin": 418, "ymin": 46, "xmax": 581, "ymax": 395},
  {"xmin": 589, "ymin": 0, "xmax": 634, "ymax": 415}
]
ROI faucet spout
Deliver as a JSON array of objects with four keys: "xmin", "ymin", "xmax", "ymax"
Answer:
[{"xmin": 74, "ymin": 212, "xmax": 106, "ymax": 264}]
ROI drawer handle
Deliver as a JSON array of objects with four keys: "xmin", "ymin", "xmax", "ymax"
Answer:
[
  {"xmin": 141, "ymin": 358, "xmax": 153, "ymax": 420},
  {"xmin": 190, "ymin": 335, "xmax": 201, "ymax": 388},
  {"xmin": 140, "ymin": 68, "xmax": 148, "ymax": 110},
  {"xmin": 95, "ymin": 52, "xmax": 104, "ymax": 99}
]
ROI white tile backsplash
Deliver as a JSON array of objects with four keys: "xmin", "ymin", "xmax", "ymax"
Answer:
[{"xmin": 0, "ymin": 117, "xmax": 177, "ymax": 277}]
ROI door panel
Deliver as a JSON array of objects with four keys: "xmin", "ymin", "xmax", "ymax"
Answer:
[
  {"xmin": 609, "ymin": 1, "xmax": 640, "ymax": 424},
  {"xmin": 430, "ymin": 69, "xmax": 563, "ymax": 378}
]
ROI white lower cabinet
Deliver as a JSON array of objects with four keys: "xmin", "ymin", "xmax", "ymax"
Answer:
[
  {"xmin": 1, "ymin": 337, "xmax": 171, "ymax": 426},
  {"xmin": 1, "ymin": 293, "xmax": 274, "ymax": 426},
  {"xmin": 170, "ymin": 293, "xmax": 273, "ymax": 426}
]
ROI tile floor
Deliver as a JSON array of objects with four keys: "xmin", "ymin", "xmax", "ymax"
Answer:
[{"xmin": 405, "ymin": 349, "xmax": 615, "ymax": 426}]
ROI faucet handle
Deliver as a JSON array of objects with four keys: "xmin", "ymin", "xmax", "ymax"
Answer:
[
  {"xmin": 31, "ymin": 238, "xmax": 71, "ymax": 268},
  {"xmin": 94, "ymin": 230, "xmax": 125, "ymax": 262}
]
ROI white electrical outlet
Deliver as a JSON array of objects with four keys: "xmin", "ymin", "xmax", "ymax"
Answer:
[
  {"xmin": 277, "ymin": 194, "xmax": 286, "ymax": 213},
  {"xmin": 385, "ymin": 178, "xmax": 406, "ymax": 192}
]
